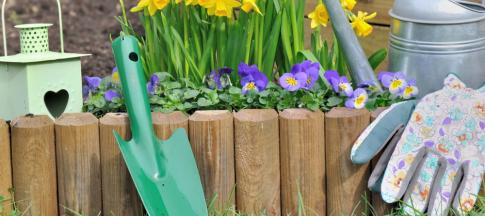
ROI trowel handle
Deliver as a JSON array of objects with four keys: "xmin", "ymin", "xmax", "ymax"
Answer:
[
  {"xmin": 1, "ymin": 0, "xmax": 64, "ymax": 56},
  {"xmin": 322, "ymin": 0, "xmax": 382, "ymax": 91}
]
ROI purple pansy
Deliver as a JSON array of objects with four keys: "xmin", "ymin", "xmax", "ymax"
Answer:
[
  {"xmin": 378, "ymin": 71, "xmax": 407, "ymax": 94},
  {"xmin": 82, "ymin": 85, "xmax": 90, "ymax": 100},
  {"xmin": 279, "ymin": 72, "xmax": 307, "ymax": 91},
  {"xmin": 84, "ymin": 76, "xmax": 102, "ymax": 91},
  {"xmin": 104, "ymin": 90, "xmax": 120, "ymax": 102},
  {"xmin": 345, "ymin": 88, "xmax": 368, "ymax": 109},
  {"xmin": 147, "ymin": 74, "xmax": 160, "ymax": 95},
  {"xmin": 238, "ymin": 63, "xmax": 268, "ymax": 94},
  {"xmin": 238, "ymin": 63, "xmax": 260, "ymax": 78},
  {"xmin": 480, "ymin": 121, "xmax": 485, "ymax": 130},
  {"xmin": 400, "ymin": 79, "xmax": 419, "ymax": 99},
  {"xmin": 291, "ymin": 60, "xmax": 320, "ymax": 89},
  {"xmin": 324, "ymin": 70, "xmax": 354, "ymax": 96},
  {"xmin": 208, "ymin": 67, "xmax": 232, "ymax": 90}
]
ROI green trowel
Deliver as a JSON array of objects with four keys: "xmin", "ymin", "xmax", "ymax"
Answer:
[{"xmin": 111, "ymin": 35, "xmax": 208, "ymax": 216}]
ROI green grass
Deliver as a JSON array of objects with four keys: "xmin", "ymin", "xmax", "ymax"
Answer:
[{"xmin": 1, "ymin": 189, "xmax": 484, "ymax": 216}]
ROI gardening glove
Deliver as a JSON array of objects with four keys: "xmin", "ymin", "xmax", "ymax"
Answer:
[
  {"xmin": 351, "ymin": 75, "xmax": 485, "ymax": 215},
  {"xmin": 379, "ymin": 74, "xmax": 485, "ymax": 215},
  {"xmin": 351, "ymin": 100, "xmax": 416, "ymax": 193}
]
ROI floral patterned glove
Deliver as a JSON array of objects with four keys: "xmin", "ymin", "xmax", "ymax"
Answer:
[
  {"xmin": 380, "ymin": 75, "xmax": 485, "ymax": 215},
  {"xmin": 352, "ymin": 74, "xmax": 485, "ymax": 215}
]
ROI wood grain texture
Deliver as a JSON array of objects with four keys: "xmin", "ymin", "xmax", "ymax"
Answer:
[
  {"xmin": 370, "ymin": 107, "xmax": 395, "ymax": 215},
  {"xmin": 10, "ymin": 116, "xmax": 57, "ymax": 216},
  {"xmin": 55, "ymin": 113, "xmax": 102, "ymax": 215},
  {"xmin": 152, "ymin": 111, "xmax": 189, "ymax": 140},
  {"xmin": 279, "ymin": 109, "xmax": 326, "ymax": 216},
  {"xmin": 189, "ymin": 110, "xmax": 235, "ymax": 210},
  {"xmin": 99, "ymin": 113, "xmax": 143, "ymax": 216},
  {"xmin": 325, "ymin": 108, "xmax": 371, "ymax": 215},
  {"xmin": 0, "ymin": 119, "xmax": 11, "ymax": 215},
  {"xmin": 234, "ymin": 109, "xmax": 280, "ymax": 215}
]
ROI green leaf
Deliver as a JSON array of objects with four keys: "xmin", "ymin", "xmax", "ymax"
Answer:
[
  {"xmin": 368, "ymin": 48, "xmax": 388, "ymax": 70},
  {"xmin": 183, "ymin": 89, "xmax": 199, "ymax": 99},
  {"xmin": 197, "ymin": 98, "xmax": 212, "ymax": 107},
  {"xmin": 327, "ymin": 96, "xmax": 343, "ymax": 107}
]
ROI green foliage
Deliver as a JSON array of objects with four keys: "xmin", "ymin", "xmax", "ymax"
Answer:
[{"xmin": 83, "ymin": 73, "xmax": 337, "ymax": 116}]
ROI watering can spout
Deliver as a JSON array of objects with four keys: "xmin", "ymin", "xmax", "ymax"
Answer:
[{"xmin": 322, "ymin": 0, "xmax": 382, "ymax": 91}]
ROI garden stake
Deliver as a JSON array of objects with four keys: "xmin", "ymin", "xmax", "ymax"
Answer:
[{"xmin": 111, "ymin": 35, "xmax": 208, "ymax": 216}]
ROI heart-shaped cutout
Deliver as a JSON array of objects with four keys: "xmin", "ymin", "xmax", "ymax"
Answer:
[{"xmin": 44, "ymin": 89, "xmax": 69, "ymax": 118}]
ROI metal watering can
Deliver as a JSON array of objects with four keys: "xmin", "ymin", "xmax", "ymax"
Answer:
[
  {"xmin": 388, "ymin": 0, "xmax": 485, "ymax": 96},
  {"xmin": 324, "ymin": 0, "xmax": 485, "ymax": 97}
]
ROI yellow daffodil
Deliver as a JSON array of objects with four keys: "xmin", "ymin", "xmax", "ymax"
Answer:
[
  {"xmin": 130, "ymin": 0, "xmax": 169, "ymax": 16},
  {"xmin": 185, "ymin": 0, "xmax": 199, "ymax": 6},
  {"xmin": 341, "ymin": 0, "xmax": 356, "ymax": 11},
  {"xmin": 351, "ymin": 11, "xmax": 376, "ymax": 37},
  {"xmin": 199, "ymin": 0, "xmax": 241, "ymax": 18},
  {"xmin": 241, "ymin": 0, "xmax": 262, "ymax": 15},
  {"xmin": 308, "ymin": 3, "xmax": 329, "ymax": 29}
]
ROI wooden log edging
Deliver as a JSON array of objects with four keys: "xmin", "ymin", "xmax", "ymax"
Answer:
[
  {"xmin": 99, "ymin": 113, "xmax": 143, "ymax": 216},
  {"xmin": 234, "ymin": 109, "xmax": 280, "ymax": 215},
  {"xmin": 55, "ymin": 113, "xmax": 102, "ymax": 215},
  {"xmin": 10, "ymin": 115, "xmax": 58, "ymax": 216},
  {"xmin": 189, "ymin": 110, "xmax": 235, "ymax": 210},
  {"xmin": 0, "ymin": 119, "xmax": 11, "ymax": 215},
  {"xmin": 325, "ymin": 108, "xmax": 371, "ymax": 215},
  {"xmin": 279, "ymin": 109, "xmax": 326, "ymax": 215},
  {"xmin": 0, "ymin": 108, "xmax": 396, "ymax": 215}
]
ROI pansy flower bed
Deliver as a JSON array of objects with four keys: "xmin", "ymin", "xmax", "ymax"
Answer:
[{"xmin": 83, "ymin": 63, "xmax": 418, "ymax": 116}]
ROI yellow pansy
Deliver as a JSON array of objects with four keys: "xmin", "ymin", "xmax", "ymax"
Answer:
[
  {"xmin": 200, "ymin": 0, "xmax": 241, "ymax": 18},
  {"xmin": 112, "ymin": 72, "xmax": 120, "ymax": 83},
  {"xmin": 131, "ymin": 0, "xmax": 170, "ymax": 16},
  {"xmin": 241, "ymin": 0, "xmax": 262, "ymax": 15},
  {"xmin": 351, "ymin": 11, "xmax": 376, "ymax": 37},
  {"xmin": 308, "ymin": 3, "xmax": 329, "ymax": 29},
  {"xmin": 341, "ymin": 0, "xmax": 356, "ymax": 11}
]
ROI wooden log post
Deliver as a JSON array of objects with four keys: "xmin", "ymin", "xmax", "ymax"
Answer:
[
  {"xmin": 189, "ymin": 110, "xmax": 235, "ymax": 210},
  {"xmin": 370, "ymin": 107, "xmax": 395, "ymax": 215},
  {"xmin": 10, "ymin": 115, "xmax": 57, "ymax": 216},
  {"xmin": 279, "ymin": 109, "xmax": 326, "ymax": 215},
  {"xmin": 325, "ymin": 108, "xmax": 371, "ymax": 215},
  {"xmin": 234, "ymin": 109, "xmax": 280, "ymax": 215},
  {"xmin": 152, "ymin": 112, "xmax": 189, "ymax": 140},
  {"xmin": 99, "ymin": 113, "xmax": 143, "ymax": 216},
  {"xmin": 0, "ymin": 119, "xmax": 11, "ymax": 215},
  {"xmin": 55, "ymin": 113, "xmax": 102, "ymax": 215}
]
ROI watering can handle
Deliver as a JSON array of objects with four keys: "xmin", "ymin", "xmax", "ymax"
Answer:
[
  {"xmin": 1, "ymin": 0, "xmax": 64, "ymax": 56},
  {"xmin": 322, "ymin": 0, "xmax": 382, "ymax": 91}
]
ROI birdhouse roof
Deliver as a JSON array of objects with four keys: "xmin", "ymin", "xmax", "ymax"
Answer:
[{"xmin": 0, "ymin": 51, "xmax": 90, "ymax": 63}]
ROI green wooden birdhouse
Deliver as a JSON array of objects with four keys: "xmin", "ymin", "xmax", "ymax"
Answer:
[{"xmin": 0, "ymin": 0, "xmax": 89, "ymax": 120}]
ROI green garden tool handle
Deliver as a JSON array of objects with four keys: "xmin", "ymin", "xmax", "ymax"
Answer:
[
  {"xmin": 322, "ymin": 0, "xmax": 382, "ymax": 90},
  {"xmin": 112, "ymin": 35, "xmax": 165, "ymax": 175},
  {"xmin": 1, "ymin": 0, "xmax": 64, "ymax": 56}
]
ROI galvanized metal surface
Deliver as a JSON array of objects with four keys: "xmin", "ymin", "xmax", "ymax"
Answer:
[{"xmin": 389, "ymin": 0, "xmax": 485, "ymax": 96}]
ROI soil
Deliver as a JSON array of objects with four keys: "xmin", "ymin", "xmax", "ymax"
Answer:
[{"xmin": 1, "ymin": 0, "xmax": 141, "ymax": 76}]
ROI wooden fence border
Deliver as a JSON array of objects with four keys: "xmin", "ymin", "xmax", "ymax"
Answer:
[{"xmin": 0, "ymin": 108, "xmax": 404, "ymax": 215}]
